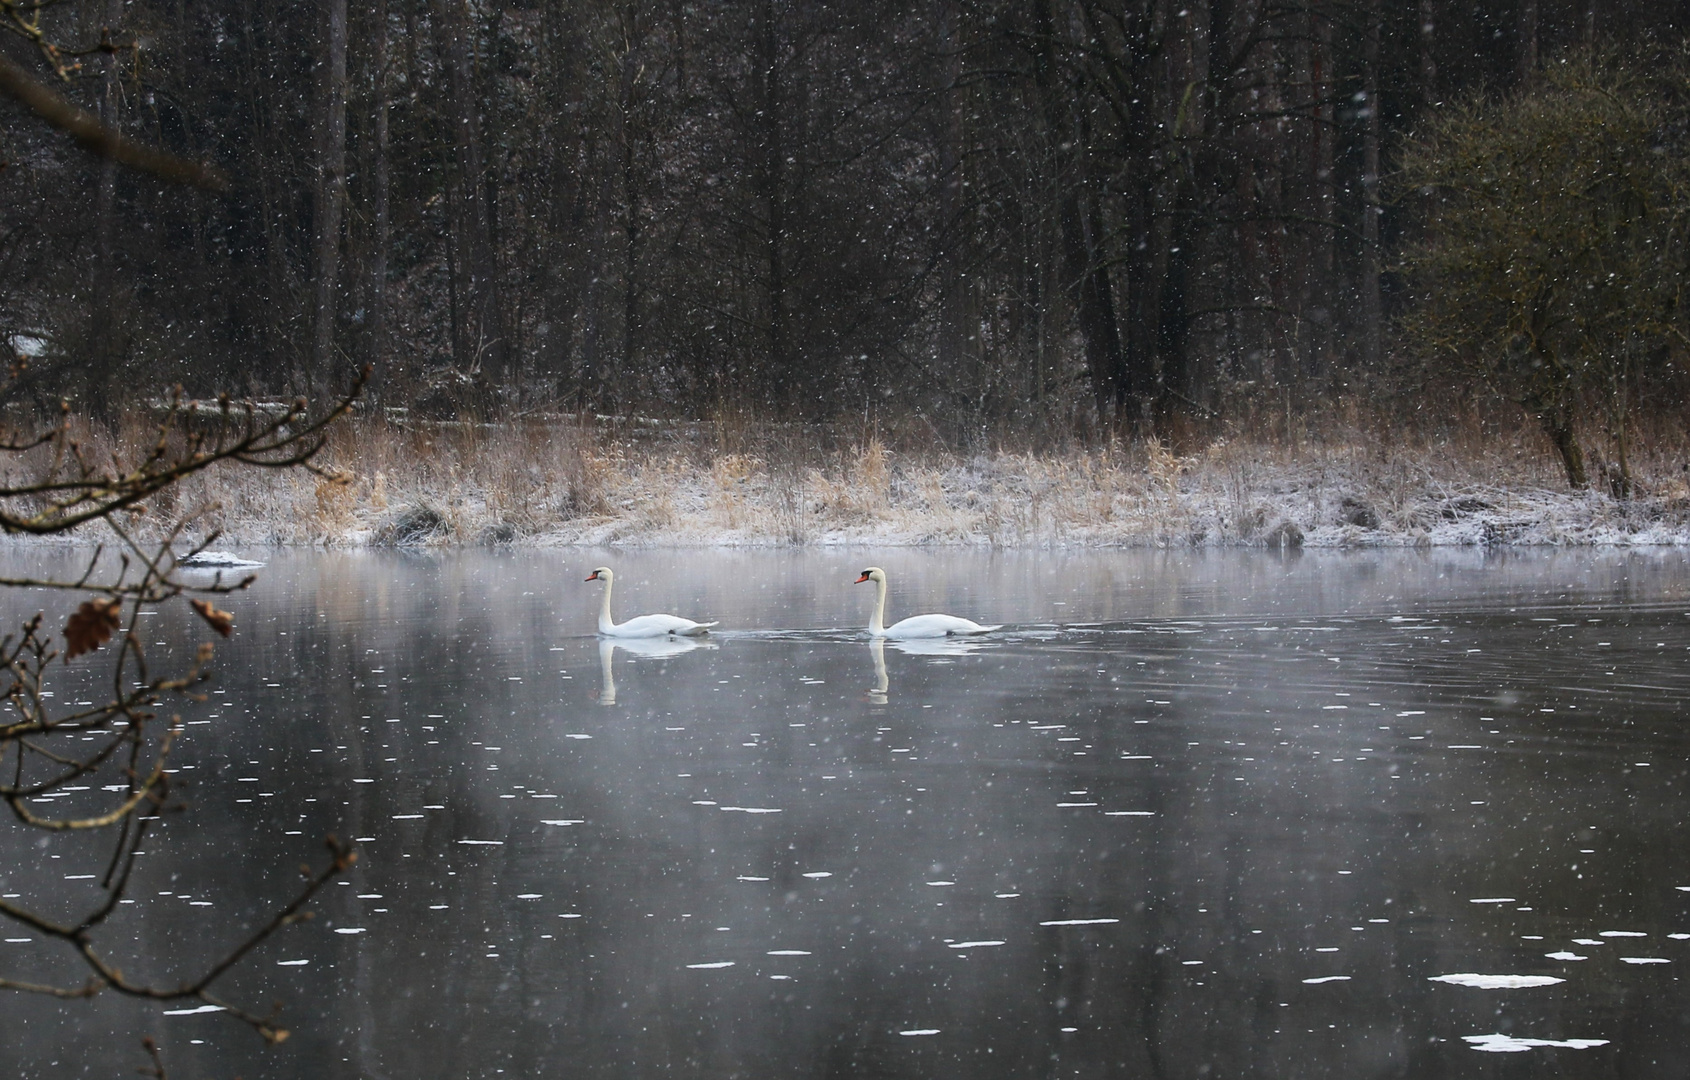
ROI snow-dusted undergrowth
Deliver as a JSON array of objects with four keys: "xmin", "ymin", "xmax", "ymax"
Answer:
[{"xmin": 61, "ymin": 417, "xmax": 1690, "ymax": 549}]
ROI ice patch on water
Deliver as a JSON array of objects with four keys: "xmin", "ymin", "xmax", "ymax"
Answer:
[
  {"xmin": 276, "ymin": 959, "xmax": 309, "ymax": 966},
  {"xmin": 720, "ymin": 806, "xmax": 782, "ymax": 813},
  {"xmin": 334, "ymin": 928, "xmax": 367, "ymax": 935},
  {"xmin": 768, "ymin": 950, "xmax": 811, "ymax": 955},
  {"xmin": 1302, "ymin": 976, "xmax": 1351, "ymax": 984},
  {"xmin": 1040, "ymin": 918, "xmax": 1119, "ymax": 926},
  {"xmin": 517, "ymin": 894, "xmax": 543, "ymax": 900},
  {"xmin": 737, "ymin": 876, "xmax": 771, "ymax": 882},
  {"xmin": 1104, "ymin": 811, "xmax": 1155, "ymax": 816},
  {"xmin": 899, "ymin": 1029, "xmax": 940, "ymax": 1036},
  {"xmin": 1620, "ymin": 957, "xmax": 1669, "ymax": 964},
  {"xmin": 456, "ymin": 839, "xmax": 504, "ymax": 845},
  {"xmin": 686, "ymin": 961, "xmax": 734, "ymax": 969},
  {"xmin": 1469, "ymin": 898, "xmax": 1516, "ymax": 904},
  {"xmin": 948, "ymin": 941, "xmax": 1005, "ymax": 949},
  {"xmin": 802, "ymin": 872, "xmax": 832, "ymax": 879},
  {"xmin": 565, "ymin": 734, "xmax": 592, "ymax": 740},
  {"xmin": 1430, "ymin": 974, "xmax": 1563, "ymax": 988},
  {"xmin": 1599, "ymin": 931, "xmax": 1646, "ymax": 937},
  {"xmin": 1545, "ymin": 952, "xmax": 1586, "ymax": 960},
  {"xmin": 163, "ymin": 1004, "xmax": 226, "ymax": 1015},
  {"xmin": 926, "ymin": 881, "xmax": 955, "ymax": 886},
  {"xmin": 541, "ymin": 820, "xmax": 584, "ymax": 826},
  {"xmin": 1057, "ymin": 802, "xmax": 1098, "ymax": 808},
  {"xmin": 1670, "ymin": 933, "xmax": 1690, "ymax": 940},
  {"xmin": 1464, "ymin": 1034, "xmax": 1609, "ymax": 1053},
  {"xmin": 392, "ymin": 814, "xmax": 423, "ymax": 820}
]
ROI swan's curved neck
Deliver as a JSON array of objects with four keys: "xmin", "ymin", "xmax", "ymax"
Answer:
[
  {"xmin": 869, "ymin": 575, "xmax": 888, "ymax": 636},
  {"xmin": 597, "ymin": 576, "xmax": 616, "ymax": 633}
]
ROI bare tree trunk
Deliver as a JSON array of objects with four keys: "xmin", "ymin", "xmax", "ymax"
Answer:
[
  {"xmin": 435, "ymin": 0, "xmax": 507, "ymax": 391},
  {"xmin": 88, "ymin": 0, "xmax": 125, "ymax": 417},
  {"xmin": 1033, "ymin": 0, "xmax": 1128, "ymax": 427},
  {"xmin": 1517, "ymin": 0, "xmax": 1538, "ymax": 83},
  {"xmin": 1418, "ymin": 0, "xmax": 1437, "ymax": 105},
  {"xmin": 309, "ymin": 0, "xmax": 349, "ymax": 397},
  {"xmin": 618, "ymin": 3, "xmax": 642, "ymax": 409},
  {"xmin": 368, "ymin": 0, "xmax": 391, "ymax": 383},
  {"xmin": 757, "ymin": 0, "xmax": 789, "ymax": 407},
  {"xmin": 1360, "ymin": 0, "xmax": 1382, "ymax": 372}
]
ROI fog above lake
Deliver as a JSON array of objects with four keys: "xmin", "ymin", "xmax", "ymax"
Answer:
[{"xmin": 4, "ymin": 548, "xmax": 1689, "ymax": 1078}]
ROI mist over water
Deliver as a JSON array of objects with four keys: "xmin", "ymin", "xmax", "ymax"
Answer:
[{"xmin": 5, "ymin": 548, "xmax": 1690, "ymax": 1078}]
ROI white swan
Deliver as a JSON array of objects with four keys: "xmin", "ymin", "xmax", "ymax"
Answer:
[
  {"xmin": 586, "ymin": 567, "xmax": 718, "ymax": 637},
  {"xmin": 854, "ymin": 566, "xmax": 1000, "ymax": 639}
]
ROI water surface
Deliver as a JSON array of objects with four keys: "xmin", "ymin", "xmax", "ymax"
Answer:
[{"xmin": 4, "ymin": 547, "xmax": 1690, "ymax": 1078}]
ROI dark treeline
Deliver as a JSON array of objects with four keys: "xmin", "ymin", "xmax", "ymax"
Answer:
[{"xmin": 2, "ymin": 0, "xmax": 1687, "ymax": 432}]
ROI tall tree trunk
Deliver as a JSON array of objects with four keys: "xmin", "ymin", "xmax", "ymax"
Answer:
[
  {"xmin": 309, "ymin": 0, "xmax": 349, "ymax": 398},
  {"xmin": 88, "ymin": 0, "xmax": 125, "ymax": 417},
  {"xmin": 1517, "ymin": 0, "xmax": 1538, "ymax": 83},
  {"xmin": 1419, "ymin": 0, "xmax": 1437, "ymax": 104},
  {"xmin": 1360, "ymin": 0, "xmax": 1382, "ymax": 372},
  {"xmin": 1032, "ymin": 0, "xmax": 1128, "ymax": 427},
  {"xmin": 368, "ymin": 0, "xmax": 391, "ymax": 384},
  {"xmin": 435, "ymin": 0, "xmax": 507, "ymax": 391},
  {"xmin": 618, "ymin": 3, "xmax": 642, "ymax": 408},
  {"xmin": 757, "ymin": 0, "xmax": 789, "ymax": 407}
]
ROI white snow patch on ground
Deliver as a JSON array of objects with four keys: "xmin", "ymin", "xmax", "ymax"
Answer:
[
  {"xmin": 1464, "ymin": 1034, "xmax": 1609, "ymax": 1053},
  {"xmin": 1430, "ymin": 974, "xmax": 1564, "ymax": 988}
]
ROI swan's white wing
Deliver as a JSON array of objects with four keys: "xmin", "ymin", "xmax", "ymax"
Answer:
[
  {"xmin": 604, "ymin": 614, "xmax": 717, "ymax": 637},
  {"xmin": 882, "ymin": 614, "xmax": 998, "ymax": 639}
]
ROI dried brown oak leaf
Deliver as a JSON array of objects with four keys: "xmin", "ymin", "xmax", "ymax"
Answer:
[
  {"xmin": 64, "ymin": 597, "xmax": 123, "ymax": 660},
  {"xmin": 189, "ymin": 598, "xmax": 235, "ymax": 637}
]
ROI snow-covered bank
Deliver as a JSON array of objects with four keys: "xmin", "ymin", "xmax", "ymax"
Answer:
[{"xmin": 130, "ymin": 422, "xmax": 1690, "ymax": 549}]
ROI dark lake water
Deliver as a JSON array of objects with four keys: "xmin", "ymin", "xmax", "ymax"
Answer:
[{"xmin": 4, "ymin": 547, "xmax": 1690, "ymax": 1078}]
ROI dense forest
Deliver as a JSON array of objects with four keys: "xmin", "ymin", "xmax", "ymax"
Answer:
[{"xmin": 2, "ymin": 0, "xmax": 1688, "ymax": 442}]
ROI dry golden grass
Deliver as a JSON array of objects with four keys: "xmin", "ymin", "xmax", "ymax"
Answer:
[{"xmin": 13, "ymin": 400, "xmax": 1686, "ymax": 549}]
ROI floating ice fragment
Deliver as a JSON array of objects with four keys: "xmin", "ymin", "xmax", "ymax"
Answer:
[
  {"xmin": 1469, "ymin": 898, "xmax": 1516, "ymax": 904},
  {"xmin": 926, "ymin": 881, "xmax": 955, "ymax": 887},
  {"xmin": 1599, "ymin": 931, "xmax": 1646, "ymax": 937},
  {"xmin": 802, "ymin": 872, "xmax": 832, "ymax": 879},
  {"xmin": 1463, "ymin": 1034, "xmax": 1610, "ymax": 1053},
  {"xmin": 162, "ymin": 1004, "xmax": 226, "ymax": 1016},
  {"xmin": 1057, "ymin": 802, "xmax": 1098, "ymax": 808},
  {"xmin": 392, "ymin": 814, "xmax": 424, "ymax": 820},
  {"xmin": 1620, "ymin": 957, "xmax": 1669, "ymax": 964},
  {"xmin": 1040, "ymin": 919, "xmax": 1119, "ymax": 926},
  {"xmin": 720, "ymin": 806, "xmax": 782, "ymax": 814},
  {"xmin": 333, "ymin": 928, "xmax": 367, "ymax": 935},
  {"xmin": 1545, "ymin": 952, "xmax": 1586, "ymax": 961},
  {"xmin": 898, "ymin": 1029, "xmax": 940, "ymax": 1036},
  {"xmin": 768, "ymin": 950, "xmax": 811, "ymax": 956},
  {"xmin": 994, "ymin": 893, "xmax": 1020, "ymax": 898},
  {"xmin": 736, "ymin": 876, "xmax": 771, "ymax": 882},
  {"xmin": 456, "ymin": 839, "xmax": 504, "ymax": 845},
  {"xmin": 178, "ymin": 551, "xmax": 264, "ymax": 568},
  {"xmin": 1302, "ymin": 976, "xmax": 1351, "ymax": 984},
  {"xmin": 1670, "ymin": 934, "xmax": 1690, "ymax": 940},
  {"xmin": 541, "ymin": 820, "xmax": 584, "ymax": 826},
  {"xmin": 565, "ymin": 734, "xmax": 592, "ymax": 740},
  {"xmin": 1430, "ymin": 974, "xmax": 1563, "ymax": 988},
  {"xmin": 517, "ymin": 894, "xmax": 543, "ymax": 900},
  {"xmin": 948, "ymin": 941, "xmax": 1005, "ymax": 949},
  {"xmin": 686, "ymin": 961, "xmax": 735, "ymax": 969},
  {"xmin": 1104, "ymin": 811, "xmax": 1155, "ymax": 816},
  {"xmin": 276, "ymin": 960, "xmax": 309, "ymax": 966}
]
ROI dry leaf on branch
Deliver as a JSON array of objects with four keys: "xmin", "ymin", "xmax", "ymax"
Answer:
[
  {"xmin": 189, "ymin": 598, "xmax": 235, "ymax": 637},
  {"xmin": 64, "ymin": 597, "xmax": 123, "ymax": 660}
]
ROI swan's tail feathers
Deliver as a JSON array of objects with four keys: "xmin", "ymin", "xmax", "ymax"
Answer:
[
  {"xmin": 675, "ymin": 621, "xmax": 719, "ymax": 636},
  {"xmin": 954, "ymin": 623, "xmax": 1003, "ymax": 635}
]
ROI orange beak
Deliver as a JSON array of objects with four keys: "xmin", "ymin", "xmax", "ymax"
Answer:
[
  {"xmin": 585, "ymin": 571, "xmax": 600, "ymax": 581},
  {"xmin": 854, "ymin": 573, "xmax": 870, "ymax": 584}
]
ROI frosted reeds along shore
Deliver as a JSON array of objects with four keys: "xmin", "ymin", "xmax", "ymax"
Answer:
[{"xmin": 48, "ymin": 414, "xmax": 1690, "ymax": 549}]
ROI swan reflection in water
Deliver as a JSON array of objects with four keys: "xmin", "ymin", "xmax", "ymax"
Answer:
[
  {"xmin": 595, "ymin": 635, "xmax": 716, "ymax": 705},
  {"xmin": 867, "ymin": 635, "xmax": 989, "ymax": 703}
]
